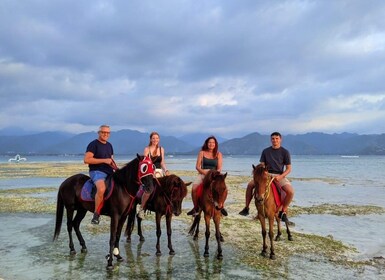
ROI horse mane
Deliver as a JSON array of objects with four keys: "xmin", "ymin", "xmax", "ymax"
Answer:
[
  {"xmin": 157, "ymin": 174, "xmax": 188, "ymax": 199},
  {"xmin": 112, "ymin": 156, "xmax": 141, "ymax": 190},
  {"xmin": 202, "ymin": 170, "xmax": 220, "ymax": 189}
]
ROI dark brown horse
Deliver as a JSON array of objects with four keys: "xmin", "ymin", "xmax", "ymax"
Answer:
[
  {"xmin": 53, "ymin": 154, "xmax": 156, "ymax": 270},
  {"xmin": 188, "ymin": 170, "xmax": 228, "ymax": 259},
  {"xmin": 253, "ymin": 163, "xmax": 293, "ymax": 260},
  {"xmin": 125, "ymin": 174, "xmax": 191, "ymax": 256}
]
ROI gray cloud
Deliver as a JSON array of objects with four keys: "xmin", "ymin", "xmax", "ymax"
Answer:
[{"xmin": 1, "ymin": 0, "xmax": 385, "ymax": 138}]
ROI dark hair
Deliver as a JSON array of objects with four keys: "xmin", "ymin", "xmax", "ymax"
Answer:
[
  {"xmin": 271, "ymin": 132, "xmax": 281, "ymax": 138},
  {"xmin": 201, "ymin": 136, "xmax": 219, "ymax": 156}
]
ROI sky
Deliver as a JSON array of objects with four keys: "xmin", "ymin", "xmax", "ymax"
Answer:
[{"xmin": 1, "ymin": 1, "xmax": 385, "ymax": 138}]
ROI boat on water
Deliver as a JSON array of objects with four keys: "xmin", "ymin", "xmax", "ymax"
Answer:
[
  {"xmin": 340, "ymin": 155, "xmax": 359, "ymax": 158},
  {"xmin": 8, "ymin": 154, "xmax": 27, "ymax": 162}
]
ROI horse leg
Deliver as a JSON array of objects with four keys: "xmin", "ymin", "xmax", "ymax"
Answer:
[
  {"xmin": 285, "ymin": 220, "xmax": 293, "ymax": 241},
  {"xmin": 268, "ymin": 216, "xmax": 276, "ymax": 260},
  {"xmin": 166, "ymin": 214, "xmax": 175, "ymax": 255},
  {"xmin": 194, "ymin": 214, "xmax": 201, "ymax": 241},
  {"xmin": 203, "ymin": 213, "xmax": 211, "ymax": 258},
  {"xmin": 155, "ymin": 212, "xmax": 162, "ymax": 256},
  {"xmin": 258, "ymin": 215, "xmax": 268, "ymax": 257},
  {"xmin": 72, "ymin": 208, "xmax": 88, "ymax": 253},
  {"xmin": 65, "ymin": 208, "xmax": 76, "ymax": 255},
  {"xmin": 125, "ymin": 209, "xmax": 136, "ymax": 243},
  {"xmin": 213, "ymin": 213, "xmax": 223, "ymax": 260},
  {"xmin": 112, "ymin": 216, "xmax": 126, "ymax": 262},
  {"xmin": 107, "ymin": 215, "xmax": 119, "ymax": 270},
  {"xmin": 137, "ymin": 214, "xmax": 145, "ymax": 242},
  {"xmin": 274, "ymin": 214, "xmax": 282, "ymax": 241}
]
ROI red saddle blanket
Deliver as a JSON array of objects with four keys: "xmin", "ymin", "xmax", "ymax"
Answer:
[{"xmin": 270, "ymin": 180, "xmax": 286, "ymax": 210}]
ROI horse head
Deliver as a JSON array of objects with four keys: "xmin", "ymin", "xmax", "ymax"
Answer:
[
  {"xmin": 137, "ymin": 154, "xmax": 157, "ymax": 191},
  {"xmin": 252, "ymin": 163, "xmax": 269, "ymax": 203},
  {"xmin": 162, "ymin": 175, "xmax": 190, "ymax": 216},
  {"xmin": 206, "ymin": 170, "xmax": 228, "ymax": 211}
]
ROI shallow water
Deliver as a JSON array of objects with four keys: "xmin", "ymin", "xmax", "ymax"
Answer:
[{"xmin": 1, "ymin": 155, "xmax": 385, "ymax": 279}]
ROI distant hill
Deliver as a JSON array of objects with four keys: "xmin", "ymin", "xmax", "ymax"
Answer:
[
  {"xmin": 178, "ymin": 133, "xmax": 228, "ymax": 147},
  {"xmin": 0, "ymin": 130, "xmax": 384, "ymax": 155}
]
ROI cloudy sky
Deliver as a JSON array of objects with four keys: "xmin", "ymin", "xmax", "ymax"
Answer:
[{"xmin": 1, "ymin": 1, "xmax": 384, "ymax": 138}]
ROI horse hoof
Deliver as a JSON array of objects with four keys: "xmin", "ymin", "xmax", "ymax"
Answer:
[
  {"xmin": 106, "ymin": 264, "xmax": 114, "ymax": 271},
  {"xmin": 81, "ymin": 248, "xmax": 87, "ymax": 253},
  {"xmin": 204, "ymin": 252, "xmax": 209, "ymax": 258},
  {"xmin": 126, "ymin": 237, "xmax": 131, "ymax": 243},
  {"xmin": 169, "ymin": 250, "xmax": 175, "ymax": 256},
  {"xmin": 217, "ymin": 254, "xmax": 223, "ymax": 260},
  {"xmin": 156, "ymin": 252, "xmax": 162, "ymax": 256},
  {"xmin": 193, "ymin": 236, "xmax": 199, "ymax": 241},
  {"xmin": 288, "ymin": 236, "xmax": 294, "ymax": 241},
  {"xmin": 70, "ymin": 250, "xmax": 76, "ymax": 255},
  {"xmin": 115, "ymin": 255, "xmax": 124, "ymax": 262},
  {"xmin": 139, "ymin": 237, "xmax": 145, "ymax": 242},
  {"xmin": 270, "ymin": 255, "xmax": 276, "ymax": 260},
  {"xmin": 220, "ymin": 236, "xmax": 225, "ymax": 242},
  {"xmin": 261, "ymin": 251, "xmax": 267, "ymax": 257}
]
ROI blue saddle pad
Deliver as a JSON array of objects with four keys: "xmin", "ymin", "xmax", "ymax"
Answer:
[{"xmin": 80, "ymin": 178, "xmax": 114, "ymax": 202}]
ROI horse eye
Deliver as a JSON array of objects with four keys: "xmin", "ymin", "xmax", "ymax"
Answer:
[{"xmin": 140, "ymin": 164, "xmax": 148, "ymax": 174}]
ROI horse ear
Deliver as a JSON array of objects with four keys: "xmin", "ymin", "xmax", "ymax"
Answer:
[
  {"xmin": 185, "ymin": 182, "xmax": 192, "ymax": 187},
  {"xmin": 136, "ymin": 153, "xmax": 141, "ymax": 160},
  {"xmin": 223, "ymin": 172, "xmax": 227, "ymax": 179},
  {"xmin": 252, "ymin": 164, "xmax": 256, "ymax": 170}
]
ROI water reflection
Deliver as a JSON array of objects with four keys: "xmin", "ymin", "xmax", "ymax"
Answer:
[{"xmin": 189, "ymin": 239, "xmax": 222, "ymax": 280}]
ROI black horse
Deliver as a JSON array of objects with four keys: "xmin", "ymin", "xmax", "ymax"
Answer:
[
  {"xmin": 125, "ymin": 174, "xmax": 191, "ymax": 256},
  {"xmin": 53, "ymin": 154, "xmax": 156, "ymax": 269}
]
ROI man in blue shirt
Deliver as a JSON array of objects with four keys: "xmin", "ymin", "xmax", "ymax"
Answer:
[{"xmin": 84, "ymin": 125, "xmax": 115, "ymax": 224}]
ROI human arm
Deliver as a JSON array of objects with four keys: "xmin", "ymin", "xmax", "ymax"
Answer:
[
  {"xmin": 195, "ymin": 151, "xmax": 208, "ymax": 175},
  {"xmin": 216, "ymin": 152, "xmax": 223, "ymax": 172},
  {"xmin": 160, "ymin": 147, "xmax": 170, "ymax": 175},
  {"xmin": 275, "ymin": 164, "xmax": 291, "ymax": 182},
  {"xmin": 83, "ymin": 151, "xmax": 114, "ymax": 165},
  {"xmin": 143, "ymin": 147, "xmax": 150, "ymax": 157}
]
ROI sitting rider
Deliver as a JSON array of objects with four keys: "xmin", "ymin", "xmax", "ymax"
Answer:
[
  {"xmin": 84, "ymin": 125, "xmax": 115, "ymax": 225},
  {"xmin": 239, "ymin": 132, "xmax": 294, "ymax": 222},
  {"xmin": 187, "ymin": 136, "xmax": 228, "ymax": 216},
  {"xmin": 138, "ymin": 132, "xmax": 170, "ymax": 219}
]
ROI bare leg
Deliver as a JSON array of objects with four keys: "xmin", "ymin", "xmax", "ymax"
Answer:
[
  {"xmin": 91, "ymin": 180, "xmax": 106, "ymax": 224},
  {"xmin": 281, "ymin": 183, "xmax": 294, "ymax": 212},
  {"xmin": 239, "ymin": 180, "xmax": 254, "ymax": 215}
]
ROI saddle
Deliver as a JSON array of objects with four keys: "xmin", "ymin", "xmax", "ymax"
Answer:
[{"xmin": 80, "ymin": 176, "xmax": 115, "ymax": 202}]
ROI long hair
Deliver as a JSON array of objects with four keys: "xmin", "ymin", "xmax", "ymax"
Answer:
[
  {"xmin": 148, "ymin": 131, "xmax": 160, "ymax": 152},
  {"xmin": 201, "ymin": 136, "xmax": 219, "ymax": 157}
]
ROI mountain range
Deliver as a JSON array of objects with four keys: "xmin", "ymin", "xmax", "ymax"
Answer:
[{"xmin": 1, "ymin": 129, "xmax": 385, "ymax": 155}]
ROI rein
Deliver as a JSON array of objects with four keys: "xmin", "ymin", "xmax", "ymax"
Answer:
[{"xmin": 259, "ymin": 175, "xmax": 274, "ymax": 217}]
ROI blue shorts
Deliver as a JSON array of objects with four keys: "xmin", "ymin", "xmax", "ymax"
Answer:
[{"xmin": 90, "ymin": 170, "xmax": 108, "ymax": 184}]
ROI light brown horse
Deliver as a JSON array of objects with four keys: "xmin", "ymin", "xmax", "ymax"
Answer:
[
  {"xmin": 253, "ymin": 163, "xmax": 293, "ymax": 260},
  {"xmin": 188, "ymin": 170, "xmax": 228, "ymax": 259}
]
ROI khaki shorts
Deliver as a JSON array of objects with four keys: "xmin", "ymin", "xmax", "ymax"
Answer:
[{"xmin": 269, "ymin": 173, "xmax": 291, "ymax": 188}]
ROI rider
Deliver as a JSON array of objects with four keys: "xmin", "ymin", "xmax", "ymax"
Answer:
[
  {"xmin": 84, "ymin": 125, "xmax": 115, "ymax": 225},
  {"xmin": 239, "ymin": 132, "xmax": 294, "ymax": 222},
  {"xmin": 187, "ymin": 136, "xmax": 228, "ymax": 216},
  {"xmin": 138, "ymin": 132, "xmax": 170, "ymax": 219}
]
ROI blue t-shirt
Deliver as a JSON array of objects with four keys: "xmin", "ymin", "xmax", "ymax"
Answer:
[
  {"xmin": 86, "ymin": 139, "xmax": 114, "ymax": 175},
  {"xmin": 260, "ymin": 146, "xmax": 291, "ymax": 174}
]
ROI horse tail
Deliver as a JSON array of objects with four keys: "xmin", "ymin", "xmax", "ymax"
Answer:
[
  {"xmin": 188, "ymin": 215, "xmax": 200, "ymax": 236},
  {"xmin": 53, "ymin": 190, "xmax": 64, "ymax": 241}
]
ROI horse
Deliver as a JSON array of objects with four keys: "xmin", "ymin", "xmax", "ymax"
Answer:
[
  {"xmin": 188, "ymin": 170, "xmax": 228, "ymax": 259},
  {"xmin": 125, "ymin": 174, "xmax": 191, "ymax": 256},
  {"xmin": 53, "ymin": 154, "xmax": 156, "ymax": 270},
  {"xmin": 252, "ymin": 163, "xmax": 293, "ymax": 260}
]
